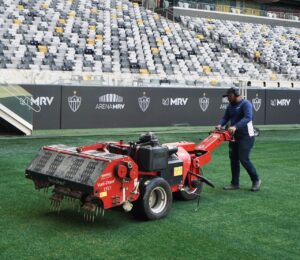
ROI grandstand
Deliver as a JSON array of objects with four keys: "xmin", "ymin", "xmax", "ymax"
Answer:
[
  {"xmin": 181, "ymin": 16, "xmax": 300, "ymax": 80},
  {"xmin": 0, "ymin": 0, "xmax": 299, "ymax": 87}
]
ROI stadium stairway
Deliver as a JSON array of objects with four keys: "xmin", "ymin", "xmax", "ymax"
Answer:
[{"xmin": 0, "ymin": 85, "xmax": 33, "ymax": 135}]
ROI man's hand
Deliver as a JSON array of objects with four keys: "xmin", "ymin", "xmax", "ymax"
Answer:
[
  {"xmin": 215, "ymin": 125, "xmax": 222, "ymax": 130},
  {"xmin": 228, "ymin": 126, "xmax": 236, "ymax": 134}
]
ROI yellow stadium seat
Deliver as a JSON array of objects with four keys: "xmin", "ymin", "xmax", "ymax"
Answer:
[
  {"xmin": 139, "ymin": 69, "xmax": 149, "ymax": 75},
  {"xmin": 83, "ymin": 75, "xmax": 92, "ymax": 81},
  {"xmin": 151, "ymin": 48, "xmax": 159, "ymax": 55},
  {"xmin": 59, "ymin": 19, "xmax": 66, "ymax": 25},
  {"xmin": 203, "ymin": 66, "xmax": 211, "ymax": 74},
  {"xmin": 89, "ymin": 25, "xmax": 96, "ymax": 31},
  {"xmin": 41, "ymin": 4, "xmax": 49, "ymax": 9},
  {"xmin": 68, "ymin": 11, "xmax": 76, "ymax": 17},
  {"xmin": 17, "ymin": 5, "xmax": 24, "ymax": 10},
  {"xmin": 38, "ymin": 45, "xmax": 48, "ymax": 54},
  {"xmin": 14, "ymin": 19, "xmax": 22, "ymax": 25},
  {"xmin": 271, "ymin": 74, "xmax": 278, "ymax": 81},
  {"xmin": 210, "ymin": 79, "xmax": 218, "ymax": 86},
  {"xmin": 156, "ymin": 39, "xmax": 164, "ymax": 46},
  {"xmin": 55, "ymin": 27, "xmax": 64, "ymax": 33}
]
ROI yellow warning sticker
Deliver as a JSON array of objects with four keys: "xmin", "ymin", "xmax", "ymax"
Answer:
[
  {"xmin": 99, "ymin": 191, "xmax": 107, "ymax": 198},
  {"xmin": 174, "ymin": 166, "xmax": 183, "ymax": 176}
]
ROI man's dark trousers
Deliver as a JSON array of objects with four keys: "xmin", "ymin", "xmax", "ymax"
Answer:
[{"xmin": 229, "ymin": 136, "xmax": 259, "ymax": 186}]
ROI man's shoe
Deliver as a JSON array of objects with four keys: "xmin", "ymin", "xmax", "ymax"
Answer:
[
  {"xmin": 223, "ymin": 184, "xmax": 240, "ymax": 190},
  {"xmin": 251, "ymin": 180, "xmax": 261, "ymax": 192}
]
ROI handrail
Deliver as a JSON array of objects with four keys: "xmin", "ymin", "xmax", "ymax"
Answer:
[
  {"xmin": 176, "ymin": 1, "xmax": 300, "ymax": 20},
  {"xmin": 0, "ymin": 69, "xmax": 299, "ymax": 88}
]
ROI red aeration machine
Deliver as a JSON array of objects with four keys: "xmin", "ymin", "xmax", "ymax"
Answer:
[{"xmin": 25, "ymin": 130, "xmax": 232, "ymax": 221}]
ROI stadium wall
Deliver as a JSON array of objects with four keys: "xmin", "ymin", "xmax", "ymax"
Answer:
[{"xmin": 20, "ymin": 85, "xmax": 300, "ymax": 129}]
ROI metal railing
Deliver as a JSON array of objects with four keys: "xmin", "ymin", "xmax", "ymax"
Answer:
[
  {"xmin": 176, "ymin": 1, "xmax": 300, "ymax": 21},
  {"xmin": 0, "ymin": 69, "xmax": 299, "ymax": 88}
]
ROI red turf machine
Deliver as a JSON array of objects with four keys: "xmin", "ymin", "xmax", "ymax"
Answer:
[{"xmin": 25, "ymin": 130, "xmax": 232, "ymax": 221}]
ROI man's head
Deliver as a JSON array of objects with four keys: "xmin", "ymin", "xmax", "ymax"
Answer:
[{"xmin": 223, "ymin": 87, "xmax": 241, "ymax": 103}]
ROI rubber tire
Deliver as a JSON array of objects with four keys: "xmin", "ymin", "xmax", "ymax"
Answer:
[
  {"xmin": 176, "ymin": 172, "xmax": 204, "ymax": 201},
  {"xmin": 133, "ymin": 177, "xmax": 172, "ymax": 220}
]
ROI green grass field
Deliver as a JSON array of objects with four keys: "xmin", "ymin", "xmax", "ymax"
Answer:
[{"xmin": 1, "ymin": 126, "xmax": 300, "ymax": 259}]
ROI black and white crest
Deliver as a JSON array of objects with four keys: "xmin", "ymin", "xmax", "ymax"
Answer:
[
  {"xmin": 138, "ymin": 96, "xmax": 150, "ymax": 112},
  {"xmin": 199, "ymin": 96, "xmax": 209, "ymax": 112},
  {"xmin": 68, "ymin": 95, "xmax": 81, "ymax": 112},
  {"xmin": 252, "ymin": 97, "xmax": 262, "ymax": 112}
]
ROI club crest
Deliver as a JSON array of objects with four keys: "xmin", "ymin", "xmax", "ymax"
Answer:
[
  {"xmin": 199, "ymin": 94, "xmax": 209, "ymax": 112},
  {"xmin": 252, "ymin": 95, "xmax": 262, "ymax": 112},
  {"xmin": 68, "ymin": 93, "xmax": 81, "ymax": 112},
  {"xmin": 138, "ymin": 95, "xmax": 150, "ymax": 112}
]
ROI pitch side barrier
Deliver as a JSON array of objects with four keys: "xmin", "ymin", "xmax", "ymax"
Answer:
[{"xmin": 21, "ymin": 85, "xmax": 300, "ymax": 129}]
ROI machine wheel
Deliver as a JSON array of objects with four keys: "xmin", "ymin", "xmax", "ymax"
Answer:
[
  {"xmin": 133, "ymin": 177, "xmax": 172, "ymax": 220},
  {"xmin": 177, "ymin": 170, "xmax": 204, "ymax": 200}
]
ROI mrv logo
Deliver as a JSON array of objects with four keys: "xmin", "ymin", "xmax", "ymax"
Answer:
[
  {"xmin": 20, "ymin": 96, "xmax": 54, "ymax": 106},
  {"xmin": 270, "ymin": 99, "xmax": 291, "ymax": 107},
  {"xmin": 20, "ymin": 96, "xmax": 54, "ymax": 112},
  {"xmin": 162, "ymin": 97, "xmax": 188, "ymax": 106},
  {"xmin": 95, "ymin": 93, "xmax": 125, "ymax": 110}
]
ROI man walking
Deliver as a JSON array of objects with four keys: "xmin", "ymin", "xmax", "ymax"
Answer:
[{"xmin": 216, "ymin": 87, "xmax": 261, "ymax": 191}]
